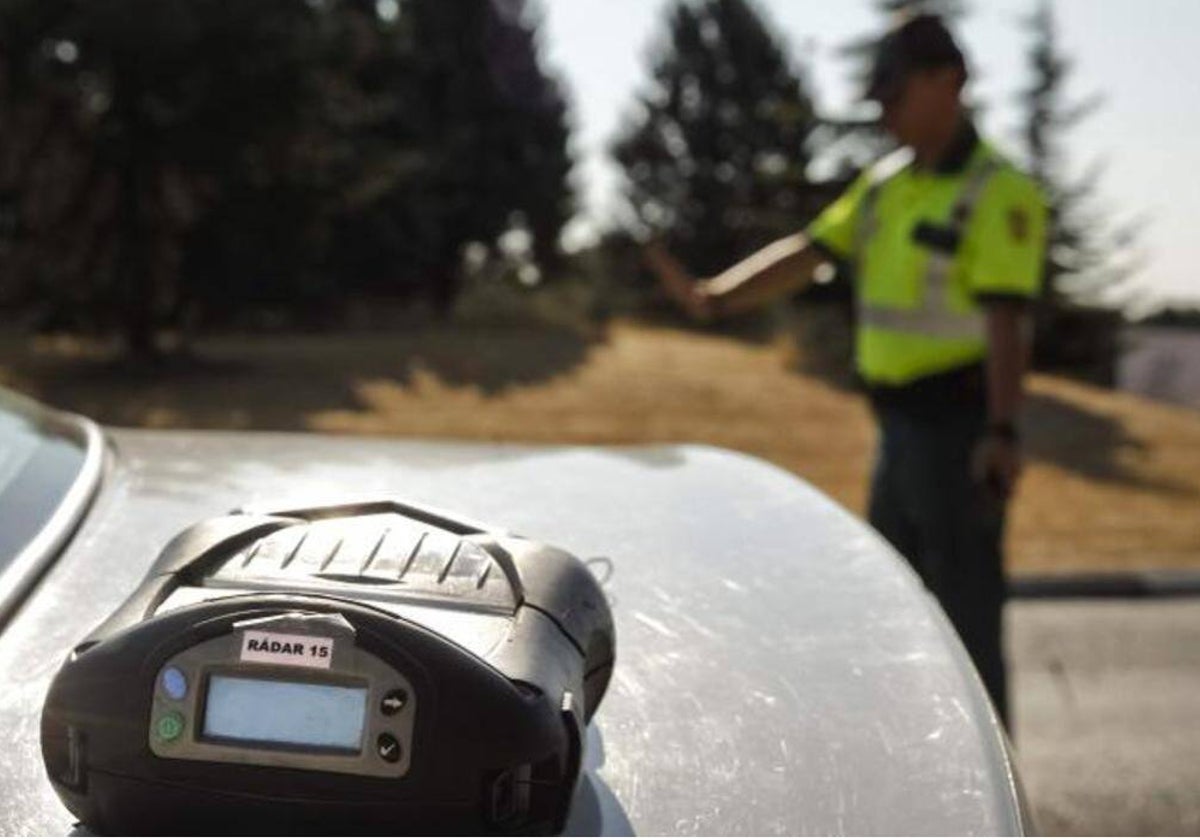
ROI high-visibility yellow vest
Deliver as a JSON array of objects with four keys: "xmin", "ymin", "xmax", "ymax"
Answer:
[{"xmin": 806, "ymin": 131, "xmax": 1048, "ymax": 387}]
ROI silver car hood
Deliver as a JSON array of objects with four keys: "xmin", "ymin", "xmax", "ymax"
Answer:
[{"xmin": 0, "ymin": 429, "xmax": 1024, "ymax": 835}]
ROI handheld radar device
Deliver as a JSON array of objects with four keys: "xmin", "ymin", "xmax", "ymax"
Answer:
[{"xmin": 40, "ymin": 500, "xmax": 615, "ymax": 834}]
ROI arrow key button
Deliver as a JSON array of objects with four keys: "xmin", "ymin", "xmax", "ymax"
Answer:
[{"xmin": 380, "ymin": 688, "xmax": 408, "ymax": 716}]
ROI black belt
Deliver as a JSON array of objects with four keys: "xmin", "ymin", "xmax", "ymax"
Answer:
[{"xmin": 865, "ymin": 362, "xmax": 987, "ymax": 415}]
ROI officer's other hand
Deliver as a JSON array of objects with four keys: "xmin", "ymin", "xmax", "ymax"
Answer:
[
  {"xmin": 972, "ymin": 435, "xmax": 1022, "ymax": 500},
  {"xmin": 642, "ymin": 242, "xmax": 714, "ymax": 322}
]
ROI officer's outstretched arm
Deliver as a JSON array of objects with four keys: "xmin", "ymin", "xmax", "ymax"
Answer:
[{"xmin": 645, "ymin": 234, "xmax": 825, "ymax": 321}]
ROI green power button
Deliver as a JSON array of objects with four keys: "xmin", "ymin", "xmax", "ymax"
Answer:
[{"xmin": 155, "ymin": 711, "xmax": 185, "ymax": 742}]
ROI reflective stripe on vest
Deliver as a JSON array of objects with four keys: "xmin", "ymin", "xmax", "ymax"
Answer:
[{"xmin": 855, "ymin": 156, "xmax": 1001, "ymax": 341}]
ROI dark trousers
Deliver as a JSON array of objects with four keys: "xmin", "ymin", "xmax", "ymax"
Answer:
[{"xmin": 867, "ymin": 402, "xmax": 1009, "ymax": 725}]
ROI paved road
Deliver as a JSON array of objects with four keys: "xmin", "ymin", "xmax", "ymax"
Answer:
[{"xmin": 1009, "ymin": 598, "xmax": 1200, "ymax": 835}]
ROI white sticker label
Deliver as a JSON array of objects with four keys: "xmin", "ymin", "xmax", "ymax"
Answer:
[{"xmin": 240, "ymin": 631, "xmax": 334, "ymax": 669}]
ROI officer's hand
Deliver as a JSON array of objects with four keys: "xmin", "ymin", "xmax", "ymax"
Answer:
[
  {"xmin": 642, "ymin": 242, "xmax": 714, "ymax": 322},
  {"xmin": 972, "ymin": 435, "xmax": 1022, "ymax": 500}
]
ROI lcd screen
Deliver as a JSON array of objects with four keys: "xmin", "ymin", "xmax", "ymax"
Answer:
[{"xmin": 203, "ymin": 675, "xmax": 368, "ymax": 752}]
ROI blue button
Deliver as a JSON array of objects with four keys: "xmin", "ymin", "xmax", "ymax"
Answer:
[{"xmin": 161, "ymin": 667, "xmax": 187, "ymax": 700}]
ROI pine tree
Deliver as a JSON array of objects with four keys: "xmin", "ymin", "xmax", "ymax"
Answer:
[
  {"xmin": 1017, "ymin": 0, "xmax": 1138, "ymax": 382},
  {"xmin": 611, "ymin": 0, "xmax": 822, "ymax": 277},
  {"xmin": 378, "ymin": 0, "xmax": 574, "ymax": 312},
  {"xmin": 0, "ymin": 0, "xmax": 328, "ymax": 356},
  {"xmin": 0, "ymin": 0, "xmax": 576, "ymax": 347},
  {"xmin": 484, "ymin": 1, "xmax": 574, "ymax": 278}
]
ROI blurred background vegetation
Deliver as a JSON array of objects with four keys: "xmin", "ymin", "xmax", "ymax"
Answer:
[
  {"xmin": 0, "ymin": 0, "xmax": 573, "ymax": 351},
  {"xmin": 0, "ymin": 0, "xmax": 1190, "ymax": 384}
]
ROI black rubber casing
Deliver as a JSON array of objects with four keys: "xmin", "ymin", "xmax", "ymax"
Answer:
[{"xmin": 40, "ymin": 501, "xmax": 615, "ymax": 835}]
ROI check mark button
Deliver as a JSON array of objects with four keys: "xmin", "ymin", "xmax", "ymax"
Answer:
[{"xmin": 377, "ymin": 733, "xmax": 401, "ymax": 763}]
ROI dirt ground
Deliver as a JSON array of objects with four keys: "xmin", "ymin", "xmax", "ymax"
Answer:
[{"xmin": 3, "ymin": 319, "xmax": 1198, "ymax": 574}]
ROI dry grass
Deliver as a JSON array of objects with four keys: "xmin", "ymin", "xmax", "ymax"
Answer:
[{"xmin": 3, "ymin": 319, "xmax": 1198, "ymax": 574}]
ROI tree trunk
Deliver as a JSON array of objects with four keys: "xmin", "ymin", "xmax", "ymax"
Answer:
[
  {"xmin": 429, "ymin": 242, "xmax": 463, "ymax": 319},
  {"xmin": 114, "ymin": 72, "xmax": 157, "ymax": 361}
]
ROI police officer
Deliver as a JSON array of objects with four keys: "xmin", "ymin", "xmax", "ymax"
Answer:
[{"xmin": 645, "ymin": 14, "xmax": 1047, "ymax": 726}]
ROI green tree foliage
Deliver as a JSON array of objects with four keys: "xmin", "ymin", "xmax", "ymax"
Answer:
[
  {"xmin": 0, "ymin": 0, "xmax": 325, "ymax": 355},
  {"xmin": 611, "ymin": 0, "xmax": 822, "ymax": 277},
  {"xmin": 0, "ymin": 0, "xmax": 575, "ymax": 353},
  {"xmin": 1017, "ymin": 0, "xmax": 1138, "ymax": 382},
  {"xmin": 329, "ymin": 0, "xmax": 574, "ymax": 313}
]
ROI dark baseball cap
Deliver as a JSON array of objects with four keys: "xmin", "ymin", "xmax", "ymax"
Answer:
[{"xmin": 865, "ymin": 14, "xmax": 968, "ymax": 102}]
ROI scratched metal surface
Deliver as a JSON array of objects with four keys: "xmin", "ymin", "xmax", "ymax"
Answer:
[{"xmin": 0, "ymin": 429, "xmax": 1024, "ymax": 835}]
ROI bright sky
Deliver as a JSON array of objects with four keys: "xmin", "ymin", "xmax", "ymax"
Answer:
[{"xmin": 541, "ymin": 0, "xmax": 1200, "ymax": 309}]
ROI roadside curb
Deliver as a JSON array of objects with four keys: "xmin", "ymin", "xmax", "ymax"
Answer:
[{"xmin": 1009, "ymin": 571, "xmax": 1200, "ymax": 600}]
